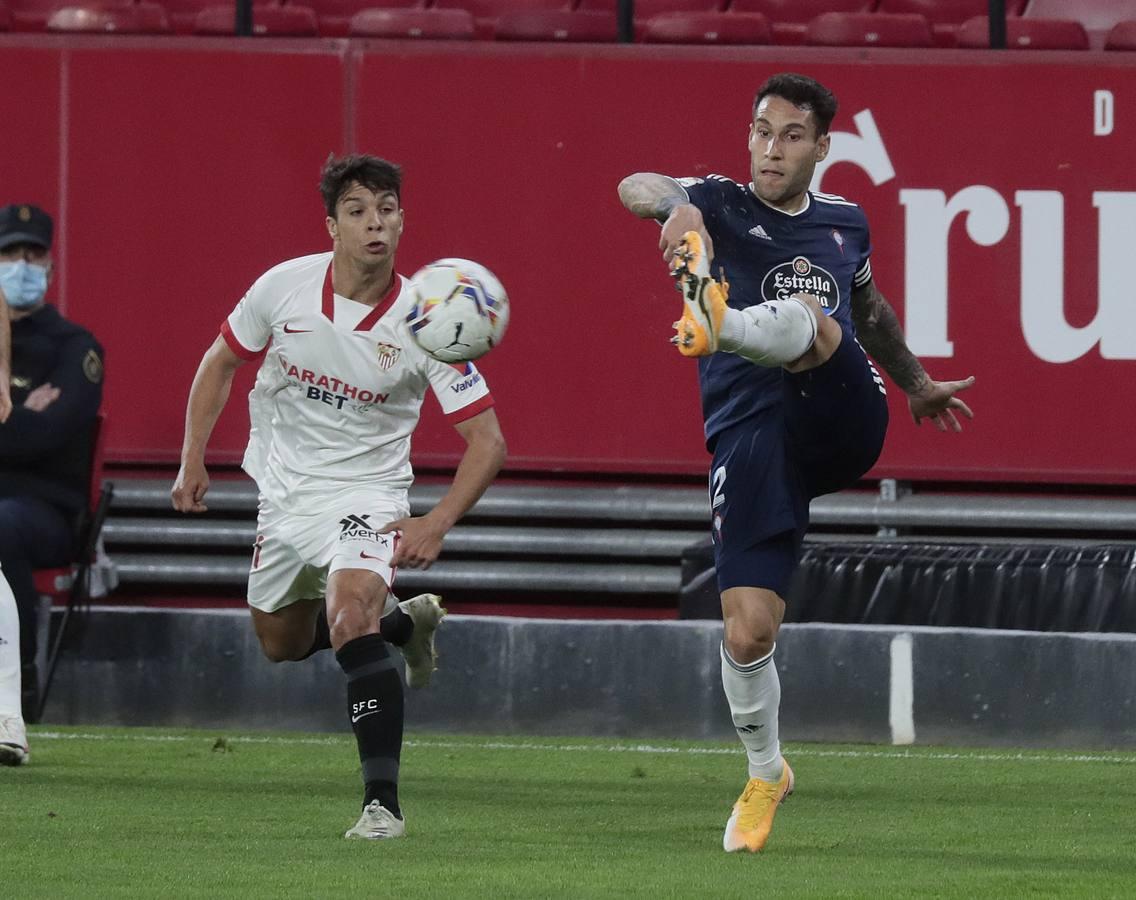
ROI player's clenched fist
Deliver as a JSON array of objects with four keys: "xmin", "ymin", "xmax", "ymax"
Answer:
[{"xmin": 171, "ymin": 461, "xmax": 210, "ymax": 513}]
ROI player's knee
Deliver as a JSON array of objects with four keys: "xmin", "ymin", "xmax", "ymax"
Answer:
[
  {"xmin": 327, "ymin": 599, "xmax": 377, "ymax": 649},
  {"xmin": 727, "ymin": 297, "xmax": 817, "ymax": 367},
  {"xmin": 257, "ymin": 634, "xmax": 305, "ymax": 663},
  {"xmin": 723, "ymin": 615, "xmax": 777, "ymax": 663}
]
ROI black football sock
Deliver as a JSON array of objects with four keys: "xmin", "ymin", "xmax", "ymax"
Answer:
[
  {"xmin": 379, "ymin": 605, "xmax": 414, "ymax": 647},
  {"xmin": 298, "ymin": 602, "xmax": 331, "ymax": 660},
  {"xmin": 336, "ymin": 633, "xmax": 404, "ymax": 818}
]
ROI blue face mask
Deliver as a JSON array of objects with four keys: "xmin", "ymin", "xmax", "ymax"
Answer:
[{"xmin": 0, "ymin": 259, "xmax": 49, "ymax": 309}]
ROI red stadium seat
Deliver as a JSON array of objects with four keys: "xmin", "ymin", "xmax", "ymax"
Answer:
[
  {"xmin": 157, "ymin": 0, "xmax": 211, "ymax": 31},
  {"xmin": 877, "ymin": 0, "xmax": 1025, "ymax": 46},
  {"xmin": 805, "ymin": 11, "xmax": 934, "ymax": 48},
  {"xmin": 1104, "ymin": 20, "xmax": 1136, "ymax": 51},
  {"xmin": 494, "ymin": 9, "xmax": 615, "ymax": 41},
  {"xmin": 642, "ymin": 10, "xmax": 771, "ymax": 44},
  {"xmin": 726, "ymin": 0, "xmax": 874, "ymax": 45},
  {"xmin": 194, "ymin": 1, "xmax": 318, "ymax": 34},
  {"xmin": 576, "ymin": 0, "xmax": 722, "ymax": 40},
  {"xmin": 957, "ymin": 15, "xmax": 1088, "ymax": 49},
  {"xmin": 9, "ymin": 0, "xmax": 69, "ymax": 31},
  {"xmin": 578, "ymin": 0, "xmax": 724, "ymax": 16},
  {"xmin": 433, "ymin": 0, "xmax": 569, "ymax": 39},
  {"xmin": 349, "ymin": 6, "xmax": 474, "ymax": 37},
  {"xmin": 47, "ymin": 2, "xmax": 170, "ymax": 32},
  {"xmin": 309, "ymin": 0, "xmax": 421, "ymax": 35},
  {"xmin": 1024, "ymin": 0, "xmax": 1136, "ymax": 50},
  {"xmin": 0, "ymin": 4, "xmax": 11, "ymax": 28},
  {"xmin": 32, "ymin": 414, "xmax": 112, "ymax": 722}
]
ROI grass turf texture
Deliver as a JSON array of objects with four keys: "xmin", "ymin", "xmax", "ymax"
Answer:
[{"xmin": 3, "ymin": 728, "xmax": 1135, "ymax": 899}]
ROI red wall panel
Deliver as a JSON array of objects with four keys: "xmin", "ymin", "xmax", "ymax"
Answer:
[
  {"xmin": 0, "ymin": 47, "xmax": 63, "ymax": 300},
  {"xmin": 61, "ymin": 42, "xmax": 347, "ymax": 463},
  {"xmin": 1, "ymin": 38, "xmax": 1133, "ymax": 484},
  {"xmin": 356, "ymin": 46, "xmax": 1136, "ymax": 483}
]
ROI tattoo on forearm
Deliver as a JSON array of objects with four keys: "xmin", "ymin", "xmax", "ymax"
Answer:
[
  {"xmin": 618, "ymin": 174, "xmax": 690, "ymax": 220},
  {"xmin": 851, "ymin": 283, "xmax": 930, "ymax": 394}
]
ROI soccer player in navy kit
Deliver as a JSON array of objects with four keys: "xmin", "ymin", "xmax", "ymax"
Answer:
[{"xmin": 619, "ymin": 73, "xmax": 974, "ymax": 852}]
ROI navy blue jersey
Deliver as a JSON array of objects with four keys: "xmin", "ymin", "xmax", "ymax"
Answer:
[{"xmin": 677, "ymin": 174, "xmax": 874, "ymax": 445}]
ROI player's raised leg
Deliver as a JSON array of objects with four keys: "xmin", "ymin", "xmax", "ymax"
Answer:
[
  {"xmin": 719, "ymin": 585, "xmax": 793, "ymax": 852},
  {"xmin": 670, "ymin": 229, "xmax": 841, "ymax": 370},
  {"xmin": 0, "ymin": 570, "xmax": 28, "ymax": 766},
  {"xmin": 250, "ymin": 598, "xmax": 327, "ymax": 662}
]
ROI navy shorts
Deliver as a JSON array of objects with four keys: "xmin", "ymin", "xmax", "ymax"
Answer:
[{"xmin": 708, "ymin": 329, "xmax": 889, "ymax": 596}]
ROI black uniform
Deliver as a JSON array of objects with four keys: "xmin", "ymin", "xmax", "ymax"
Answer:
[
  {"xmin": 676, "ymin": 175, "xmax": 889, "ymax": 596},
  {"xmin": 0, "ymin": 304, "xmax": 103, "ymax": 715}
]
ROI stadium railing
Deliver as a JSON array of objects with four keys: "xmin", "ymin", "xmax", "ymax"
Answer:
[{"xmin": 101, "ymin": 475, "xmax": 1136, "ymax": 611}]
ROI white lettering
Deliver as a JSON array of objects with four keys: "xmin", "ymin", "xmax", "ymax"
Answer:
[
  {"xmin": 1017, "ymin": 190, "xmax": 1136, "ymax": 362},
  {"xmin": 899, "ymin": 187, "xmax": 1009, "ymax": 357},
  {"xmin": 813, "ymin": 109, "xmax": 896, "ymax": 189},
  {"xmin": 1093, "ymin": 192, "xmax": 1136, "ymax": 359},
  {"xmin": 1094, "ymin": 90, "xmax": 1114, "ymax": 136}
]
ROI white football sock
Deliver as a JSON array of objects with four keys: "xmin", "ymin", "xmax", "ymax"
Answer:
[
  {"xmin": 717, "ymin": 299, "xmax": 817, "ymax": 366},
  {"xmin": 0, "ymin": 571, "xmax": 22, "ymax": 719},
  {"xmin": 720, "ymin": 642, "xmax": 783, "ymax": 781}
]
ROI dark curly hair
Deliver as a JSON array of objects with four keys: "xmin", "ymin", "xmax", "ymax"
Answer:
[
  {"xmin": 319, "ymin": 154, "xmax": 402, "ymax": 217},
  {"xmin": 754, "ymin": 73, "xmax": 838, "ymax": 136}
]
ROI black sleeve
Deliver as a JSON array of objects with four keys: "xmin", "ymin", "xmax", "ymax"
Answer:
[
  {"xmin": 678, "ymin": 176, "xmax": 726, "ymax": 222},
  {"xmin": 0, "ymin": 333, "xmax": 104, "ymax": 459}
]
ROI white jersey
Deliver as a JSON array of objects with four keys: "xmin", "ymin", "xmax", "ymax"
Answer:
[{"xmin": 221, "ymin": 252, "xmax": 493, "ymax": 507}]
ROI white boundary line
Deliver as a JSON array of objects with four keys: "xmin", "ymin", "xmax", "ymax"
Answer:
[
  {"xmin": 889, "ymin": 632, "xmax": 915, "ymax": 746},
  {"xmin": 30, "ymin": 731, "xmax": 1136, "ymax": 765}
]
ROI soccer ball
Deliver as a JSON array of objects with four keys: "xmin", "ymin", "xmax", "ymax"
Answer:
[{"xmin": 405, "ymin": 258, "xmax": 509, "ymax": 363}]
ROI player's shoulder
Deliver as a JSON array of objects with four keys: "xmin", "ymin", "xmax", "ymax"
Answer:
[
  {"xmin": 390, "ymin": 272, "xmax": 413, "ymax": 311},
  {"xmin": 684, "ymin": 174, "xmax": 747, "ymax": 190},
  {"xmin": 677, "ymin": 173, "xmax": 748, "ymax": 198},
  {"xmin": 255, "ymin": 251, "xmax": 332, "ymax": 290},
  {"xmin": 810, "ymin": 190, "xmax": 868, "ymax": 222}
]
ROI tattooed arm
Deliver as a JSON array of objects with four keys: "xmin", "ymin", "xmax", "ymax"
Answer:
[
  {"xmin": 618, "ymin": 173, "xmax": 713, "ymax": 263},
  {"xmin": 851, "ymin": 280, "xmax": 975, "ymax": 432},
  {"xmin": 618, "ymin": 173, "xmax": 692, "ymax": 220}
]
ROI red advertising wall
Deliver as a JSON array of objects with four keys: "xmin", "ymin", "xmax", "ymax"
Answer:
[{"xmin": 2, "ymin": 37, "xmax": 1133, "ymax": 484}]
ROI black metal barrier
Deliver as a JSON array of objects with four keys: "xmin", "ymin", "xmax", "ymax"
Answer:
[{"xmin": 680, "ymin": 540, "xmax": 1136, "ymax": 632}]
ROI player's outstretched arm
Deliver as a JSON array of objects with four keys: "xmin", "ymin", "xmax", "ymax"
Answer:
[
  {"xmin": 618, "ymin": 173, "xmax": 712, "ymax": 264},
  {"xmin": 618, "ymin": 173, "xmax": 691, "ymax": 220},
  {"xmin": 851, "ymin": 281, "xmax": 975, "ymax": 432},
  {"xmin": 171, "ymin": 336, "xmax": 246, "ymax": 513},
  {"xmin": 380, "ymin": 407, "xmax": 506, "ymax": 569}
]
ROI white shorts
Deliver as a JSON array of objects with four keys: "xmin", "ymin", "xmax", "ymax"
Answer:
[{"xmin": 246, "ymin": 485, "xmax": 408, "ymax": 615}]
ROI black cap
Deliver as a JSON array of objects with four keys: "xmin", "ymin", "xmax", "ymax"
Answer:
[{"xmin": 0, "ymin": 204, "xmax": 53, "ymax": 251}]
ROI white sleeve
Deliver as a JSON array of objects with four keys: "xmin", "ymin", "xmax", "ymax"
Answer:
[
  {"xmin": 425, "ymin": 358, "xmax": 494, "ymax": 424},
  {"xmin": 220, "ymin": 276, "xmax": 273, "ymax": 360}
]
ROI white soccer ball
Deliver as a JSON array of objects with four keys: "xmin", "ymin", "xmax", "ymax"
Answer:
[{"xmin": 405, "ymin": 258, "xmax": 509, "ymax": 363}]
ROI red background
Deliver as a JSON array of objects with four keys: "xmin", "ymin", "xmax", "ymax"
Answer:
[{"xmin": 3, "ymin": 37, "xmax": 1134, "ymax": 484}]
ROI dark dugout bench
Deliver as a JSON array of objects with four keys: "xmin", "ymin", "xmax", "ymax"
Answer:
[{"xmin": 680, "ymin": 540, "xmax": 1136, "ymax": 633}]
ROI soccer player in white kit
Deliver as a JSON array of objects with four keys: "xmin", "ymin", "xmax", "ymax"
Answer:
[
  {"xmin": 171, "ymin": 155, "xmax": 507, "ymax": 839},
  {"xmin": 0, "ymin": 293, "xmax": 24, "ymax": 766},
  {"xmin": 0, "ymin": 317, "xmax": 23, "ymax": 764},
  {"xmin": 0, "ymin": 570, "xmax": 28, "ymax": 766}
]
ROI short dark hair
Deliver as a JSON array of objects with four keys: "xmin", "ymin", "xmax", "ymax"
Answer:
[
  {"xmin": 319, "ymin": 154, "xmax": 402, "ymax": 217},
  {"xmin": 753, "ymin": 73, "xmax": 838, "ymax": 136}
]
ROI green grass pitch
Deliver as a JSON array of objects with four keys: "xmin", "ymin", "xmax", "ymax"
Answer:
[{"xmin": 3, "ymin": 727, "xmax": 1135, "ymax": 899}]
